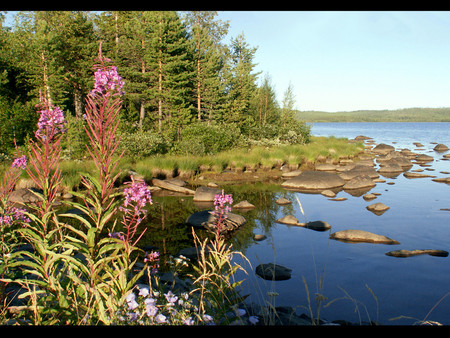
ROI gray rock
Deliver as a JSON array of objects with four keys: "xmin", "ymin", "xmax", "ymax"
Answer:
[
  {"xmin": 193, "ymin": 186, "xmax": 222, "ymax": 202},
  {"xmin": 186, "ymin": 210, "xmax": 246, "ymax": 233},
  {"xmin": 343, "ymin": 175, "xmax": 376, "ymax": 190},
  {"xmin": 255, "ymin": 263, "xmax": 292, "ymax": 281},
  {"xmin": 8, "ymin": 188, "xmax": 42, "ymax": 205},
  {"xmin": 371, "ymin": 143, "xmax": 395, "ymax": 155},
  {"xmin": 281, "ymin": 171, "xmax": 345, "ymax": 192},
  {"xmin": 330, "ymin": 229, "xmax": 400, "ymax": 244}
]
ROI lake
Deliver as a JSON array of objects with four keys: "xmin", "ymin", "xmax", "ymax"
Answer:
[{"xmin": 146, "ymin": 122, "xmax": 450, "ymax": 325}]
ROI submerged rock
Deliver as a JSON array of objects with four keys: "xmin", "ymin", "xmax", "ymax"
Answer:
[
  {"xmin": 255, "ymin": 263, "xmax": 292, "ymax": 281},
  {"xmin": 330, "ymin": 229, "xmax": 400, "ymax": 244}
]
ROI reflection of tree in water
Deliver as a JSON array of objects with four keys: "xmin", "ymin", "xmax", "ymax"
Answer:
[{"xmin": 135, "ymin": 183, "xmax": 298, "ymax": 271}]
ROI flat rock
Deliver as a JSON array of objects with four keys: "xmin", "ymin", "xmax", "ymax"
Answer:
[
  {"xmin": 403, "ymin": 172, "xmax": 435, "ymax": 179},
  {"xmin": 366, "ymin": 202, "xmax": 390, "ymax": 215},
  {"xmin": 192, "ymin": 186, "xmax": 222, "ymax": 202},
  {"xmin": 338, "ymin": 166, "xmax": 379, "ymax": 180},
  {"xmin": 186, "ymin": 210, "xmax": 246, "ymax": 233},
  {"xmin": 233, "ymin": 200, "xmax": 256, "ymax": 209},
  {"xmin": 152, "ymin": 178, "xmax": 195, "ymax": 195},
  {"xmin": 315, "ymin": 163, "xmax": 338, "ymax": 171},
  {"xmin": 385, "ymin": 249, "xmax": 449, "ymax": 258},
  {"xmin": 321, "ymin": 190, "xmax": 336, "ymax": 198},
  {"xmin": 255, "ymin": 263, "xmax": 292, "ymax": 281},
  {"xmin": 276, "ymin": 215, "xmax": 299, "ymax": 225},
  {"xmin": 363, "ymin": 193, "xmax": 377, "ymax": 201},
  {"xmin": 281, "ymin": 171, "xmax": 345, "ymax": 192},
  {"xmin": 330, "ymin": 229, "xmax": 400, "ymax": 244},
  {"xmin": 343, "ymin": 175, "xmax": 376, "ymax": 190},
  {"xmin": 371, "ymin": 143, "xmax": 395, "ymax": 155},
  {"xmin": 275, "ymin": 197, "xmax": 292, "ymax": 205}
]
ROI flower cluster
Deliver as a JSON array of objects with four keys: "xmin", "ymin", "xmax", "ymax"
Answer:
[
  {"xmin": 122, "ymin": 179, "xmax": 153, "ymax": 214},
  {"xmin": 11, "ymin": 155, "xmax": 27, "ymax": 170},
  {"xmin": 0, "ymin": 207, "xmax": 31, "ymax": 227},
  {"xmin": 90, "ymin": 65, "xmax": 125, "ymax": 97},
  {"xmin": 213, "ymin": 189, "xmax": 233, "ymax": 217},
  {"xmin": 118, "ymin": 285, "xmax": 214, "ymax": 325},
  {"xmin": 36, "ymin": 104, "xmax": 67, "ymax": 139},
  {"xmin": 144, "ymin": 250, "xmax": 160, "ymax": 274}
]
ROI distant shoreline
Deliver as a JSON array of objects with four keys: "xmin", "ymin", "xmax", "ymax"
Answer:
[{"xmin": 296, "ymin": 107, "xmax": 450, "ymax": 122}]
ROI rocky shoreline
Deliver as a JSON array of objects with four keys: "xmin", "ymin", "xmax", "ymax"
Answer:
[{"xmin": 5, "ymin": 136, "xmax": 450, "ymax": 325}]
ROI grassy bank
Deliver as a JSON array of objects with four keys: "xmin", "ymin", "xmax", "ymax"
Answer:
[{"xmin": 4, "ymin": 136, "xmax": 364, "ymax": 190}]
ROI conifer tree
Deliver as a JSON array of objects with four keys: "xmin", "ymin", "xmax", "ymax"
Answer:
[{"xmin": 183, "ymin": 11, "xmax": 229, "ymax": 123}]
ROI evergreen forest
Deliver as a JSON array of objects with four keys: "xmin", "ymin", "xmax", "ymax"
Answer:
[{"xmin": 0, "ymin": 11, "xmax": 310, "ymax": 159}]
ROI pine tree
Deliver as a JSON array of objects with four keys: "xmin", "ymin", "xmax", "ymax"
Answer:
[
  {"xmin": 183, "ymin": 11, "xmax": 229, "ymax": 123},
  {"xmin": 223, "ymin": 33, "xmax": 260, "ymax": 128},
  {"xmin": 144, "ymin": 11, "xmax": 195, "ymax": 135}
]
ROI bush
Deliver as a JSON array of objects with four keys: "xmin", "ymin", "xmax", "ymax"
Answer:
[
  {"xmin": 175, "ymin": 122, "xmax": 242, "ymax": 155},
  {"xmin": 118, "ymin": 130, "xmax": 171, "ymax": 161}
]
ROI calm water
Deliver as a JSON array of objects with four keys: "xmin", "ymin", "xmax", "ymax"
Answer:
[
  {"xmin": 229, "ymin": 122, "xmax": 450, "ymax": 325},
  {"xmin": 144, "ymin": 122, "xmax": 450, "ymax": 325}
]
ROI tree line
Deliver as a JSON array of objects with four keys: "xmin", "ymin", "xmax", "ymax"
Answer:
[{"xmin": 0, "ymin": 11, "xmax": 309, "ymax": 158}]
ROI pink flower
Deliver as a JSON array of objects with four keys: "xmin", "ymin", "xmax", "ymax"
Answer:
[
  {"xmin": 36, "ymin": 105, "xmax": 66, "ymax": 139},
  {"xmin": 90, "ymin": 66, "xmax": 125, "ymax": 97},
  {"xmin": 11, "ymin": 155, "xmax": 27, "ymax": 170},
  {"xmin": 122, "ymin": 180, "xmax": 152, "ymax": 210},
  {"xmin": 213, "ymin": 190, "xmax": 233, "ymax": 216}
]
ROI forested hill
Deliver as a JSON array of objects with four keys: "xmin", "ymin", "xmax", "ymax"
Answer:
[{"xmin": 296, "ymin": 107, "xmax": 450, "ymax": 122}]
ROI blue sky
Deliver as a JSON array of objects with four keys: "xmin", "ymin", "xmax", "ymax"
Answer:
[
  {"xmin": 4, "ymin": 11, "xmax": 450, "ymax": 112},
  {"xmin": 217, "ymin": 11, "xmax": 450, "ymax": 112}
]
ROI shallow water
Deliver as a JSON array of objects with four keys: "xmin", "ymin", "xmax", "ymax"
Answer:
[{"xmin": 145, "ymin": 122, "xmax": 450, "ymax": 325}]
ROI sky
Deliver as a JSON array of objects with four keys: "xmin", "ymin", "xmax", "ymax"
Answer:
[
  {"xmin": 216, "ymin": 11, "xmax": 450, "ymax": 112},
  {"xmin": 3, "ymin": 10, "xmax": 450, "ymax": 112}
]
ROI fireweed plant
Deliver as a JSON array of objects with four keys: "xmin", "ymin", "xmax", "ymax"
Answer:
[
  {"xmin": 0, "ymin": 43, "xmax": 252, "ymax": 325},
  {"xmin": 189, "ymin": 190, "xmax": 252, "ymax": 325}
]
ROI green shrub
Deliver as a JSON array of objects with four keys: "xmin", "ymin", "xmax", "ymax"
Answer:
[
  {"xmin": 175, "ymin": 122, "xmax": 242, "ymax": 155},
  {"xmin": 118, "ymin": 130, "xmax": 171, "ymax": 161}
]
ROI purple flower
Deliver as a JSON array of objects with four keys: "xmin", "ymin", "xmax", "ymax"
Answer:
[
  {"xmin": 164, "ymin": 291, "xmax": 178, "ymax": 306},
  {"xmin": 36, "ymin": 105, "xmax": 66, "ymax": 138},
  {"xmin": 213, "ymin": 190, "xmax": 233, "ymax": 215},
  {"xmin": 0, "ymin": 207, "xmax": 30, "ymax": 227},
  {"xmin": 11, "ymin": 155, "xmax": 27, "ymax": 170},
  {"xmin": 122, "ymin": 180, "xmax": 153, "ymax": 210},
  {"xmin": 155, "ymin": 313, "xmax": 167, "ymax": 324},
  {"xmin": 90, "ymin": 66, "xmax": 125, "ymax": 97}
]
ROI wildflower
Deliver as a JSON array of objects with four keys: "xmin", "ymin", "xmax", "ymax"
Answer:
[
  {"xmin": 145, "ymin": 303, "xmax": 158, "ymax": 318},
  {"xmin": 138, "ymin": 286, "xmax": 150, "ymax": 298},
  {"xmin": 249, "ymin": 316, "xmax": 259, "ymax": 325},
  {"xmin": 36, "ymin": 104, "xmax": 67, "ymax": 138},
  {"xmin": 155, "ymin": 313, "xmax": 167, "ymax": 324},
  {"xmin": 235, "ymin": 308, "xmax": 246, "ymax": 317},
  {"xmin": 213, "ymin": 189, "xmax": 233, "ymax": 216},
  {"xmin": 90, "ymin": 65, "xmax": 125, "ymax": 97},
  {"xmin": 144, "ymin": 250, "xmax": 160, "ymax": 274},
  {"xmin": 0, "ymin": 207, "xmax": 30, "ymax": 227},
  {"xmin": 121, "ymin": 179, "xmax": 153, "ymax": 215},
  {"xmin": 164, "ymin": 291, "xmax": 178, "ymax": 306},
  {"xmin": 202, "ymin": 314, "xmax": 214, "ymax": 322},
  {"xmin": 109, "ymin": 232, "xmax": 125, "ymax": 241},
  {"xmin": 11, "ymin": 155, "xmax": 27, "ymax": 170}
]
